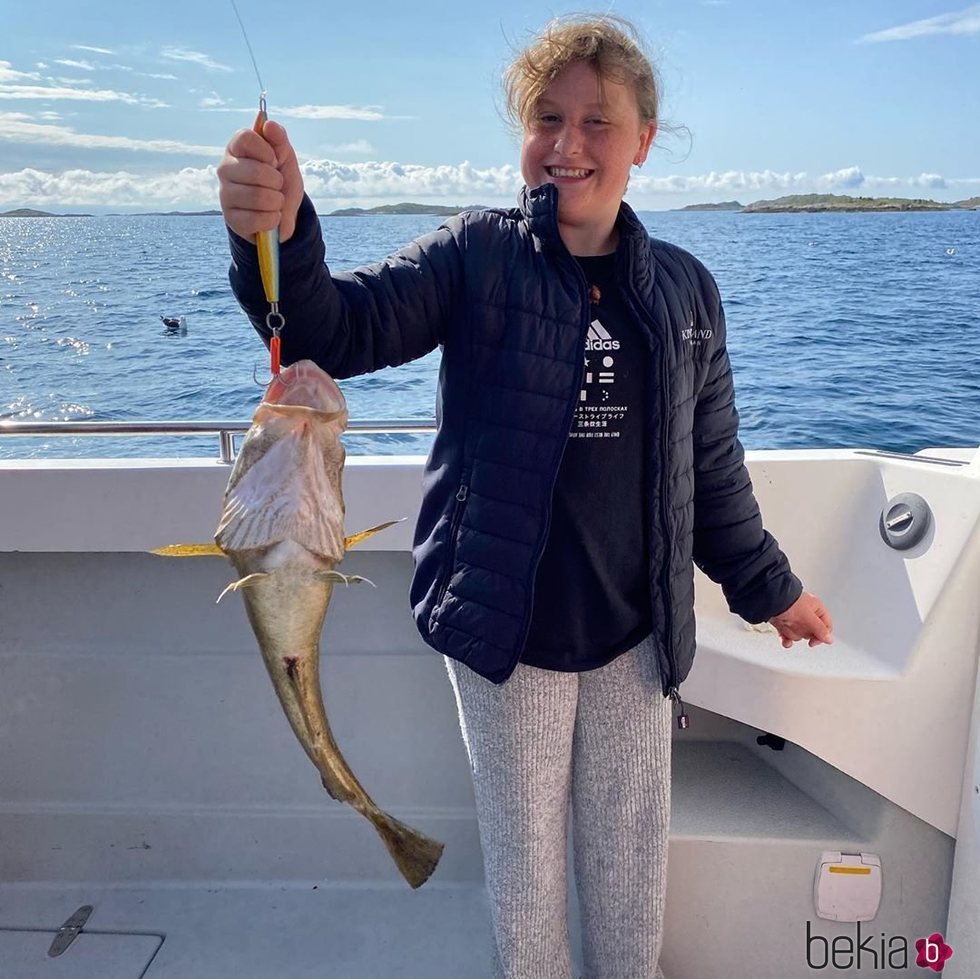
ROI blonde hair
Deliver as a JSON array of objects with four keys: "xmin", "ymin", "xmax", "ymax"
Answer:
[{"xmin": 503, "ymin": 14, "xmax": 660, "ymax": 131}]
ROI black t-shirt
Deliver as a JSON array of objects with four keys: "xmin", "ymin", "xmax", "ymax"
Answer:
[{"xmin": 521, "ymin": 253, "xmax": 652, "ymax": 672}]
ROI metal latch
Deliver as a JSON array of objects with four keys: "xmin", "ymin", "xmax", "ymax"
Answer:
[
  {"xmin": 47, "ymin": 905, "xmax": 93, "ymax": 957},
  {"xmin": 879, "ymin": 492, "xmax": 932, "ymax": 551}
]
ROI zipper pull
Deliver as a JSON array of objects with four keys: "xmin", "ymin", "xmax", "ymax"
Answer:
[
  {"xmin": 456, "ymin": 485, "xmax": 468, "ymax": 502},
  {"xmin": 669, "ymin": 687, "xmax": 690, "ymax": 730}
]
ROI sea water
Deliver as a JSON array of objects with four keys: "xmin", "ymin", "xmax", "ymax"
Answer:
[{"xmin": 1, "ymin": 209, "xmax": 977, "ymax": 459}]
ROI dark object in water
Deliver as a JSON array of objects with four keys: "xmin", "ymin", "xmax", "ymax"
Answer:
[{"xmin": 161, "ymin": 316, "xmax": 187, "ymax": 337}]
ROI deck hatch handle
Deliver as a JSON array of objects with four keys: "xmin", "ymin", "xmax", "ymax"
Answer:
[
  {"xmin": 47, "ymin": 904, "xmax": 93, "ymax": 958},
  {"xmin": 879, "ymin": 492, "xmax": 932, "ymax": 550}
]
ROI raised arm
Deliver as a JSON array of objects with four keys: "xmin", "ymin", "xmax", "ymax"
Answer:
[{"xmin": 218, "ymin": 121, "xmax": 462, "ymax": 378}]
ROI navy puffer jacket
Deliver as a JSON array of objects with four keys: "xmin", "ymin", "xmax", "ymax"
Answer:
[{"xmin": 228, "ymin": 183, "xmax": 803, "ymax": 704}]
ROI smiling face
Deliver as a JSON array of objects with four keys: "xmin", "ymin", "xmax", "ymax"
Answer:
[{"xmin": 520, "ymin": 59, "xmax": 656, "ymax": 255}]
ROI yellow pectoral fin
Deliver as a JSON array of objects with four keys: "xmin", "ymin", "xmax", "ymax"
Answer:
[
  {"xmin": 216, "ymin": 572, "xmax": 271, "ymax": 603},
  {"xmin": 343, "ymin": 518, "xmax": 406, "ymax": 550},
  {"xmin": 158, "ymin": 518, "xmax": 403, "ymax": 557},
  {"xmin": 152, "ymin": 543, "xmax": 224, "ymax": 557}
]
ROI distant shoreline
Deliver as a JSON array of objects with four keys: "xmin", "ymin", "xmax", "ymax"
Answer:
[
  {"xmin": 0, "ymin": 208, "xmax": 223, "ymax": 218},
  {"xmin": 0, "ymin": 204, "xmax": 474, "ymax": 219},
  {"xmin": 678, "ymin": 194, "xmax": 980, "ymax": 213},
  {"xmin": 675, "ymin": 201, "xmax": 743, "ymax": 212},
  {"xmin": 322, "ymin": 203, "xmax": 483, "ymax": 217},
  {"xmin": 0, "ymin": 208, "xmax": 95, "ymax": 218},
  {"xmin": 4, "ymin": 194, "xmax": 979, "ymax": 219}
]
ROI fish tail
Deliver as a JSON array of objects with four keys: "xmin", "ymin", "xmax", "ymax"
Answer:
[{"xmin": 369, "ymin": 811, "xmax": 445, "ymax": 889}]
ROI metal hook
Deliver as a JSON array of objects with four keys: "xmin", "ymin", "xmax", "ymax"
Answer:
[
  {"xmin": 251, "ymin": 363, "xmax": 293, "ymax": 387},
  {"xmin": 252, "ymin": 363, "xmax": 274, "ymax": 387},
  {"xmin": 252, "ymin": 313, "xmax": 287, "ymax": 386}
]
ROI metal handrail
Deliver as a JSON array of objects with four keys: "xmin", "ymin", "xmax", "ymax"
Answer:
[
  {"xmin": 853, "ymin": 449, "xmax": 971, "ymax": 468},
  {"xmin": 0, "ymin": 419, "xmax": 437, "ymax": 464}
]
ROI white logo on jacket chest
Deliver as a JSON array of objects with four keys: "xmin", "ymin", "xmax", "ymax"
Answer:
[{"xmin": 681, "ymin": 312, "xmax": 712, "ymax": 347}]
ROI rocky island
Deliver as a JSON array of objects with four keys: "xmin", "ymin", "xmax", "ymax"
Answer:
[
  {"xmin": 675, "ymin": 201, "xmax": 743, "ymax": 212},
  {"xmin": 0, "ymin": 208, "xmax": 93, "ymax": 217},
  {"xmin": 744, "ymin": 194, "xmax": 949, "ymax": 213},
  {"xmin": 675, "ymin": 194, "xmax": 980, "ymax": 213},
  {"xmin": 324, "ymin": 202, "xmax": 482, "ymax": 217}
]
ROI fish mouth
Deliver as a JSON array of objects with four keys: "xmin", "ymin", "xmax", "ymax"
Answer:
[{"xmin": 264, "ymin": 360, "xmax": 346, "ymax": 415}]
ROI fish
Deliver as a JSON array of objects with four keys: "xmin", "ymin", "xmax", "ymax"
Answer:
[{"xmin": 214, "ymin": 358, "xmax": 444, "ymax": 888}]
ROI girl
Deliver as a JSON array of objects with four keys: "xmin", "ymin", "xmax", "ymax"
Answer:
[{"xmin": 218, "ymin": 15, "xmax": 833, "ymax": 978}]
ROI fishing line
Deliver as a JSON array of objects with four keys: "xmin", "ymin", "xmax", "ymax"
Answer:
[
  {"xmin": 230, "ymin": 0, "xmax": 266, "ymax": 96},
  {"xmin": 229, "ymin": 0, "xmax": 284, "ymax": 383}
]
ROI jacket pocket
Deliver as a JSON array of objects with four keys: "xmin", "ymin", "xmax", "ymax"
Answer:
[{"xmin": 431, "ymin": 472, "xmax": 471, "ymax": 620}]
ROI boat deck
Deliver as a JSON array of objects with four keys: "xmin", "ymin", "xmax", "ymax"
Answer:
[
  {"xmin": 2, "ymin": 448, "xmax": 979, "ymax": 976},
  {"xmin": 1, "ymin": 882, "xmax": 490, "ymax": 979},
  {"xmin": 0, "ymin": 737, "xmax": 949, "ymax": 978}
]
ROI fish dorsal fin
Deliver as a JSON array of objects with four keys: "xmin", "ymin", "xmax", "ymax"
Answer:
[{"xmin": 215, "ymin": 424, "xmax": 345, "ymax": 562}]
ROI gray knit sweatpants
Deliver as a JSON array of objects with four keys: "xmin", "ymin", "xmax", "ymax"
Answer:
[{"xmin": 445, "ymin": 634, "xmax": 672, "ymax": 979}]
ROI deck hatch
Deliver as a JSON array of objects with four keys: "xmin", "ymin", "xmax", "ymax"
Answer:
[{"xmin": 0, "ymin": 924, "xmax": 162, "ymax": 978}]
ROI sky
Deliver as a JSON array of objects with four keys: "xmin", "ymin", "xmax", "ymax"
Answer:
[{"xmin": 1, "ymin": 0, "xmax": 978, "ymax": 212}]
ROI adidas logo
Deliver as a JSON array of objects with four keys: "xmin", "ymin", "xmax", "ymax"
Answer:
[{"xmin": 585, "ymin": 319, "xmax": 620, "ymax": 351}]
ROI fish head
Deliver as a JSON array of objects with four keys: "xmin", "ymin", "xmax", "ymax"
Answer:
[
  {"xmin": 215, "ymin": 360, "xmax": 349, "ymax": 566},
  {"xmin": 263, "ymin": 359, "xmax": 347, "ymax": 419}
]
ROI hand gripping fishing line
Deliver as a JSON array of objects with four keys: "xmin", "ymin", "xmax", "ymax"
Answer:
[{"xmin": 231, "ymin": 0, "xmax": 284, "ymax": 383}]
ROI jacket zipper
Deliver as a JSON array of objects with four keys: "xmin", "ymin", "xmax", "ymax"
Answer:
[
  {"xmin": 511, "ymin": 256, "xmax": 591, "ymax": 672},
  {"xmin": 433, "ymin": 471, "xmax": 470, "ymax": 615},
  {"xmin": 620, "ymin": 245, "xmax": 687, "ymax": 728},
  {"xmin": 657, "ymin": 317, "xmax": 688, "ymax": 729}
]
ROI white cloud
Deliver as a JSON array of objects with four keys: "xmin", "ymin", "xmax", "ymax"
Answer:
[
  {"xmin": 0, "ymin": 160, "xmax": 977, "ymax": 211},
  {"xmin": 0, "ymin": 112, "xmax": 219, "ymax": 156},
  {"xmin": 300, "ymin": 159, "xmax": 522, "ymax": 199},
  {"xmin": 858, "ymin": 4, "xmax": 980, "ymax": 43},
  {"xmin": 201, "ymin": 102, "xmax": 388, "ymax": 120},
  {"xmin": 631, "ymin": 166, "xmax": 971, "ymax": 197},
  {"xmin": 160, "ymin": 47, "xmax": 233, "ymax": 72},
  {"xmin": 0, "ymin": 82, "xmax": 167, "ymax": 108},
  {"xmin": 0, "ymin": 166, "xmax": 220, "ymax": 208},
  {"xmin": 71, "ymin": 45, "xmax": 115, "ymax": 56},
  {"xmin": 200, "ymin": 93, "xmax": 232, "ymax": 109},
  {"xmin": 266, "ymin": 103, "xmax": 386, "ymax": 121},
  {"xmin": 142, "ymin": 72, "xmax": 178, "ymax": 81},
  {"xmin": 323, "ymin": 140, "xmax": 376, "ymax": 155},
  {"xmin": 0, "ymin": 61, "xmax": 41, "ymax": 83},
  {"xmin": 54, "ymin": 59, "xmax": 96, "ymax": 71},
  {"xmin": 0, "ymin": 160, "xmax": 520, "ymax": 208}
]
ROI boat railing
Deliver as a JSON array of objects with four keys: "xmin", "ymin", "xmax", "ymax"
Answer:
[
  {"xmin": 1, "ymin": 421, "xmax": 976, "ymax": 468},
  {"xmin": 0, "ymin": 419, "xmax": 437, "ymax": 464},
  {"xmin": 853, "ymin": 449, "xmax": 974, "ymax": 468}
]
